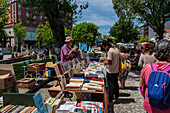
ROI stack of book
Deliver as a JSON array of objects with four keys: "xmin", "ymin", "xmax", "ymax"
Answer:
[
  {"xmin": 65, "ymin": 77, "xmax": 84, "ymax": 91},
  {"xmin": 44, "ymin": 94, "xmax": 64, "ymax": 113},
  {"xmin": 81, "ymin": 78, "xmax": 104, "ymax": 92},
  {"xmin": 56, "ymin": 101, "xmax": 77, "ymax": 113},
  {"xmin": 80, "ymin": 101, "xmax": 103, "ymax": 113},
  {"xmin": 0, "ymin": 105, "xmax": 37, "ymax": 113}
]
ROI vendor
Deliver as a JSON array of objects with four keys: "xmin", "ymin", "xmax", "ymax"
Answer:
[{"xmin": 61, "ymin": 37, "xmax": 78, "ymax": 63}]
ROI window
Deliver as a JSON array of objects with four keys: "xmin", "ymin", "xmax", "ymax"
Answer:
[
  {"xmin": 45, "ymin": 17, "xmax": 47, "ymax": 21},
  {"xmin": 18, "ymin": 12, "xmax": 21, "ymax": 19},
  {"xmin": 26, "ymin": 21, "xmax": 29, "ymax": 24},
  {"xmin": 33, "ymin": 16, "xmax": 36, "ymax": 19},
  {"xmin": 39, "ymin": 15, "xmax": 42, "ymax": 19},
  {"xmin": 18, "ymin": 19, "xmax": 21, "ymax": 23},
  {"xmin": 14, "ymin": 4, "xmax": 15, "ymax": 10},
  {"xmin": 26, "ymin": 13, "xmax": 29, "ymax": 17},
  {"xmin": 18, "ymin": 4, "xmax": 21, "ymax": 11}
]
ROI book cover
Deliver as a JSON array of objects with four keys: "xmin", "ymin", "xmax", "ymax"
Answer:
[
  {"xmin": 54, "ymin": 65, "xmax": 60, "ymax": 76},
  {"xmin": 57, "ymin": 63, "xmax": 63, "ymax": 75},
  {"xmin": 61, "ymin": 63, "xmax": 66, "ymax": 73}
]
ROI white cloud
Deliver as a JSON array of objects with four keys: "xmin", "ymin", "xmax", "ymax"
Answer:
[
  {"xmin": 76, "ymin": 0, "xmax": 118, "ymax": 35},
  {"xmin": 86, "ymin": 13, "xmax": 116, "ymax": 26}
]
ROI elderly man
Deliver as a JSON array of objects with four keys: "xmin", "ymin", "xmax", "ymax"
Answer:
[{"xmin": 61, "ymin": 37, "xmax": 78, "ymax": 63}]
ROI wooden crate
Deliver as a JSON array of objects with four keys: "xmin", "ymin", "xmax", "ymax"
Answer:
[
  {"xmin": 17, "ymin": 78, "xmax": 35, "ymax": 88},
  {"xmin": 27, "ymin": 63, "xmax": 45, "ymax": 72},
  {"xmin": 0, "ymin": 76, "xmax": 14, "ymax": 89}
]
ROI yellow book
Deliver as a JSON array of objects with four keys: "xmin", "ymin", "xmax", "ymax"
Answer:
[{"xmin": 49, "ymin": 98, "xmax": 56, "ymax": 105}]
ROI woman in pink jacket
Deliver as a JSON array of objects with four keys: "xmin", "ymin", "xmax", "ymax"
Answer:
[{"xmin": 139, "ymin": 39, "xmax": 170, "ymax": 113}]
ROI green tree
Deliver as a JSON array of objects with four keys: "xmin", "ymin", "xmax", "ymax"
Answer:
[
  {"xmin": 12, "ymin": 22, "xmax": 26, "ymax": 52},
  {"xmin": 0, "ymin": 0, "xmax": 10, "ymax": 46},
  {"xmin": 139, "ymin": 36, "xmax": 149, "ymax": 42},
  {"xmin": 65, "ymin": 27, "xmax": 70, "ymax": 37},
  {"xmin": 71, "ymin": 22, "xmax": 100, "ymax": 46},
  {"xmin": 36, "ymin": 22, "xmax": 54, "ymax": 46},
  {"xmin": 109, "ymin": 18, "xmax": 139, "ymax": 43},
  {"xmin": 103, "ymin": 35, "xmax": 109, "ymax": 39},
  {"xmin": 20, "ymin": 0, "xmax": 88, "ymax": 47},
  {"xmin": 112, "ymin": 0, "xmax": 170, "ymax": 40}
]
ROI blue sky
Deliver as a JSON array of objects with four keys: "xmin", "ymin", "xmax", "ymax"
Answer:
[
  {"xmin": 75, "ymin": 0, "xmax": 143, "ymax": 36},
  {"xmin": 75, "ymin": 0, "xmax": 118, "ymax": 36}
]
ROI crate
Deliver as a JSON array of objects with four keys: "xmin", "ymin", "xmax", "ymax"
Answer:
[
  {"xmin": 27, "ymin": 63, "xmax": 45, "ymax": 72},
  {"xmin": 0, "ymin": 69, "xmax": 14, "ymax": 89},
  {"xmin": 0, "ymin": 76, "xmax": 14, "ymax": 89},
  {"xmin": 17, "ymin": 78, "xmax": 35, "ymax": 89}
]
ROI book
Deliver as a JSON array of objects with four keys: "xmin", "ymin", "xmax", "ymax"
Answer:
[
  {"xmin": 57, "ymin": 63, "xmax": 64, "ymax": 75},
  {"xmin": 69, "ymin": 79, "xmax": 84, "ymax": 83},
  {"xmin": 54, "ymin": 65, "xmax": 60, "ymax": 76},
  {"xmin": 90, "ymin": 80, "xmax": 104, "ymax": 86},
  {"xmin": 60, "ymin": 63, "xmax": 66, "ymax": 73},
  {"xmin": 65, "ymin": 83, "xmax": 83, "ymax": 88}
]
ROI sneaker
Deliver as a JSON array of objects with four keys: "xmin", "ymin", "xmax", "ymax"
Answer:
[{"xmin": 108, "ymin": 104, "xmax": 114, "ymax": 113}]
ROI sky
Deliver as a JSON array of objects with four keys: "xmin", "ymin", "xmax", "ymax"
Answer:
[{"xmin": 75, "ymin": 0, "xmax": 119, "ymax": 36}]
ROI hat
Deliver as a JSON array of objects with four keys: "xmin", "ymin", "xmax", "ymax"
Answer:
[{"xmin": 65, "ymin": 37, "xmax": 73, "ymax": 42}]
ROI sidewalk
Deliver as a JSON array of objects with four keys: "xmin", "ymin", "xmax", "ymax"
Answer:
[{"xmin": 114, "ymin": 70, "xmax": 145, "ymax": 113}]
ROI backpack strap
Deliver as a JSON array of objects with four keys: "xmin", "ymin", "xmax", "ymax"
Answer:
[
  {"xmin": 163, "ymin": 66, "xmax": 170, "ymax": 73},
  {"xmin": 151, "ymin": 63, "xmax": 157, "ymax": 71}
]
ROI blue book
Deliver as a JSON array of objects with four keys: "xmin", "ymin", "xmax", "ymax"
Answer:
[{"xmin": 71, "ymin": 77, "xmax": 83, "ymax": 79}]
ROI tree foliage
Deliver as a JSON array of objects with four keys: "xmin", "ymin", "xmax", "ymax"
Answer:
[
  {"xmin": 71, "ymin": 22, "xmax": 100, "ymax": 46},
  {"xmin": 103, "ymin": 35, "xmax": 109, "ymax": 39},
  {"xmin": 36, "ymin": 22, "xmax": 54, "ymax": 46},
  {"xmin": 65, "ymin": 27, "xmax": 70, "ymax": 37},
  {"xmin": 109, "ymin": 18, "xmax": 139, "ymax": 43},
  {"xmin": 112, "ymin": 0, "xmax": 170, "ymax": 40},
  {"xmin": 20, "ymin": 0, "xmax": 88, "ymax": 47},
  {"xmin": 12, "ymin": 22, "xmax": 26, "ymax": 52},
  {"xmin": 0, "ymin": 0, "xmax": 10, "ymax": 44},
  {"xmin": 139, "ymin": 36, "xmax": 149, "ymax": 42}
]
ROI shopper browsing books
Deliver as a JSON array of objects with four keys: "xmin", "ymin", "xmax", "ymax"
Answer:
[
  {"xmin": 61, "ymin": 37, "xmax": 79, "ymax": 63},
  {"xmin": 101, "ymin": 40, "xmax": 119, "ymax": 113}
]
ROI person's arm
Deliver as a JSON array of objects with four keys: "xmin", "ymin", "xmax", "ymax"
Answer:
[
  {"xmin": 138, "ymin": 54, "xmax": 143, "ymax": 67},
  {"xmin": 103, "ymin": 51, "xmax": 112, "ymax": 65},
  {"xmin": 65, "ymin": 47, "xmax": 78, "ymax": 59},
  {"xmin": 139, "ymin": 77, "xmax": 145, "ymax": 98}
]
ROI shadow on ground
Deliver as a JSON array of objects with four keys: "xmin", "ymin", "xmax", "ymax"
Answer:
[
  {"xmin": 119, "ymin": 93, "xmax": 131, "ymax": 97},
  {"xmin": 124, "ymin": 86, "xmax": 138, "ymax": 91},
  {"xmin": 117, "ymin": 98, "xmax": 135, "ymax": 104}
]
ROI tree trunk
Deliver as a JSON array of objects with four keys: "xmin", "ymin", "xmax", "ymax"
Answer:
[
  {"xmin": 158, "ymin": 31, "xmax": 164, "ymax": 40},
  {"xmin": 49, "ymin": 22, "xmax": 65, "ymax": 48}
]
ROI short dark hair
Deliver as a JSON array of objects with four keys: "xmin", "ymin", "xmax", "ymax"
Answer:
[
  {"xmin": 142, "ymin": 41, "xmax": 155, "ymax": 55},
  {"xmin": 102, "ymin": 40, "xmax": 111, "ymax": 47},
  {"xmin": 155, "ymin": 39, "xmax": 170, "ymax": 61},
  {"xmin": 119, "ymin": 46, "xmax": 126, "ymax": 53}
]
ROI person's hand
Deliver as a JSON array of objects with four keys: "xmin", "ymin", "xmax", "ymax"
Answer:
[{"xmin": 72, "ymin": 47, "xmax": 79, "ymax": 51}]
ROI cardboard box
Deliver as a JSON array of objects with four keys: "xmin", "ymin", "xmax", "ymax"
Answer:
[
  {"xmin": 0, "ymin": 69, "xmax": 14, "ymax": 89},
  {"xmin": 17, "ymin": 78, "xmax": 35, "ymax": 88},
  {"xmin": 27, "ymin": 63, "xmax": 45, "ymax": 72}
]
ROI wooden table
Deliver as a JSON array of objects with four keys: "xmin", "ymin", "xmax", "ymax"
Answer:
[{"xmin": 48, "ymin": 81, "xmax": 108, "ymax": 113}]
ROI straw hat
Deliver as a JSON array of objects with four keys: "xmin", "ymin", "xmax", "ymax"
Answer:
[{"xmin": 65, "ymin": 37, "xmax": 73, "ymax": 42}]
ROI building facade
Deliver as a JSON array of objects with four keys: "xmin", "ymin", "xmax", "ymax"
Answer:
[
  {"xmin": 138, "ymin": 19, "xmax": 170, "ymax": 42},
  {"xmin": 4, "ymin": 0, "xmax": 73, "ymax": 49}
]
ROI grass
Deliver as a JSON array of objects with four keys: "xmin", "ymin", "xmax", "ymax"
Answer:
[
  {"xmin": 0, "ymin": 58, "xmax": 51, "ymax": 97},
  {"xmin": 13, "ymin": 58, "xmax": 51, "ymax": 80}
]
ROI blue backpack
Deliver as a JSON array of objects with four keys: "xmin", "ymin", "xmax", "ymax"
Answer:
[{"xmin": 148, "ymin": 63, "xmax": 170, "ymax": 109}]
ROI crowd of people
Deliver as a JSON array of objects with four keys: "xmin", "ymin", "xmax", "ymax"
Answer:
[{"xmin": 101, "ymin": 39, "xmax": 170, "ymax": 113}]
